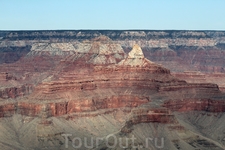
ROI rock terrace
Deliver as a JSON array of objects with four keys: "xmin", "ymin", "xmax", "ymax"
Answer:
[{"xmin": 0, "ymin": 33, "xmax": 225, "ymax": 150}]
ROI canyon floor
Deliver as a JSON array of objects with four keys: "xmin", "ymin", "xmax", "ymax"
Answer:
[{"xmin": 0, "ymin": 31, "xmax": 225, "ymax": 150}]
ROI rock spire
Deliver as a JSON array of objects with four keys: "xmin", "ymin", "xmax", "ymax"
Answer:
[
  {"xmin": 128, "ymin": 44, "xmax": 144, "ymax": 59},
  {"xmin": 118, "ymin": 44, "xmax": 154, "ymax": 66}
]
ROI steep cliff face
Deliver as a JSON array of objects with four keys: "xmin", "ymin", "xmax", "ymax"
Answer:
[
  {"xmin": 0, "ymin": 33, "xmax": 225, "ymax": 149},
  {"xmin": 1, "ymin": 30, "xmax": 225, "ymax": 73},
  {"xmin": 8, "ymin": 44, "xmax": 173, "ymax": 117},
  {"xmin": 163, "ymin": 99, "xmax": 225, "ymax": 112},
  {"xmin": 0, "ymin": 43, "xmax": 223, "ymax": 119},
  {"xmin": 0, "ymin": 84, "xmax": 33, "ymax": 99},
  {"xmin": 0, "ymin": 46, "xmax": 31, "ymax": 64}
]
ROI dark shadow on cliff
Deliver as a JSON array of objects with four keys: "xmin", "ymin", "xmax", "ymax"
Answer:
[{"xmin": 0, "ymin": 46, "xmax": 31, "ymax": 64}]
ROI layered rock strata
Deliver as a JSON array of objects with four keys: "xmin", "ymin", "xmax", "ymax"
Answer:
[
  {"xmin": 0, "ymin": 44, "xmax": 223, "ymax": 120},
  {"xmin": 1, "ymin": 30, "xmax": 225, "ymax": 73},
  {"xmin": 0, "ymin": 35, "xmax": 225, "ymax": 149}
]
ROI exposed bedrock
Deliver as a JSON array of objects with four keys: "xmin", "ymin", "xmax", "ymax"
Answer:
[
  {"xmin": 0, "ymin": 36, "xmax": 225, "ymax": 149},
  {"xmin": 0, "ymin": 44, "xmax": 223, "ymax": 121},
  {"xmin": 163, "ymin": 99, "xmax": 225, "ymax": 112},
  {"xmin": 1, "ymin": 30, "xmax": 225, "ymax": 72},
  {"xmin": 0, "ymin": 84, "xmax": 33, "ymax": 99}
]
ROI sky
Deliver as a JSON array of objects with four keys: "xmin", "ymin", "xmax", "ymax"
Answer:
[{"xmin": 0, "ymin": 0, "xmax": 225, "ymax": 30}]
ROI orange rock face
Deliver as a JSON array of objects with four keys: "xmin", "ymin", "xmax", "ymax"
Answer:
[
  {"xmin": 0, "ymin": 84, "xmax": 33, "ymax": 99},
  {"xmin": 17, "ymin": 102, "xmax": 42, "ymax": 116},
  {"xmin": 44, "ymin": 95, "xmax": 149, "ymax": 117},
  {"xmin": 163, "ymin": 99, "xmax": 225, "ymax": 112}
]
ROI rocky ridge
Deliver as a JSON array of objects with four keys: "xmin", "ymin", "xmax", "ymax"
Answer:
[
  {"xmin": 1, "ymin": 30, "xmax": 225, "ymax": 73},
  {"xmin": 0, "ymin": 34, "xmax": 225, "ymax": 149},
  {"xmin": 0, "ymin": 43, "xmax": 223, "ymax": 118}
]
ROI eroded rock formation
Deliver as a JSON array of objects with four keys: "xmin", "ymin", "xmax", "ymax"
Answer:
[
  {"xmin": 0, "ymin": 42, "xmax": 223, "ymax": 119},
  {"xmin": 0, "ymin": 33, "xmax": 225, "ymax": 149}
]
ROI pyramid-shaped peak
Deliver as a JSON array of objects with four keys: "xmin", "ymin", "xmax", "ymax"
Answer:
[
  {"xmin": 128, "ymin": 44, "xmax": 144, "ymax": 59},
  {"xmin": 118, "ymin": 44, "xmax": 155, "ymax": 66}
]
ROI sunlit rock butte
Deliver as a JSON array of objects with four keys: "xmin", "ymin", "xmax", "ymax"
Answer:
[{"xmin": 0, "ymin": 30, "xmax": 225, "ymax": 149}]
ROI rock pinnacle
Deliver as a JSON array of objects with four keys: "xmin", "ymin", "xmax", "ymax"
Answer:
[
  {"xmin": 118, "ymin": 44, "xmax": 154, "ymax": 66},
  {"xmin": 128, "ymin": 44, "xmax": 144, "ymax": 59}
]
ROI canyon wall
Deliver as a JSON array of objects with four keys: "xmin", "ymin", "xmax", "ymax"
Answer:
[
  {"xmin": 0, "ymin": 43, "xmax": 224, "ymax": 119},
  {"xmin": 1, "ymin": 30, "xmax": 225, "ymax": 72},
  {"xmin": 0, "ymin": 32, "xmax": 225, "ymax": 149}
]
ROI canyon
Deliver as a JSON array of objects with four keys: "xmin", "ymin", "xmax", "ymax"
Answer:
[{"xmin": 0, "ymin": 30, "xmax": 225, "ymax": 150}]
